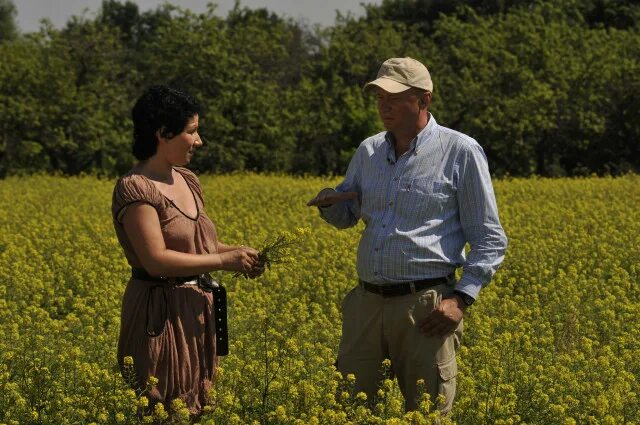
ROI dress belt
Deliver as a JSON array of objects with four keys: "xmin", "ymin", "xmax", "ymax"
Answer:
[
  {"xmin": 131, "ymin": 267, "xmax": 229, "ymax": 356},
  {"xmin": 359, "ymin": 274, "xmax": 453, "ymax": 297},
  {"xmin": 131, "ymin": 267, "xmax": 199, "ymax": 284}
]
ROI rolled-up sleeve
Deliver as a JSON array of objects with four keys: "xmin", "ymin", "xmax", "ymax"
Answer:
[
  {"xmin": 319, "ymin": 146, "xmax": 362, "ymax": 229},
  {"xmin": 456, "ymin": 143, "xmax": 508, "ymax": 299}
]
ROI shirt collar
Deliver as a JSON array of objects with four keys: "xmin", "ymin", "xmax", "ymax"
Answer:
[
  {"xmin": 413, "ymin": 113, "xmax": 437, "ymax": 154},
  {"xmin": 384, "ymin": 113, "xmax": 438, "ymax": 162}
]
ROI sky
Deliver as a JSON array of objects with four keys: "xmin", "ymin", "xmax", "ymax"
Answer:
[{"xmin": 13, "ymin": 0, "xmax": 381, "ymax": 33}]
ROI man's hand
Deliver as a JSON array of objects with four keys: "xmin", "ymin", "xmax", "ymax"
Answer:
[
  {"xmin": 418, "ymin": 296, "xmax": 466, "ymax": 336},
  {"xmin": 306, "ymin": 188, "xmax": 358, "ymax": 207}
]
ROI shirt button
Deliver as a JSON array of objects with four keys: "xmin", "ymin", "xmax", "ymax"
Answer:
[{"xmin": 382, "ymin": 224, "xmax": 386, "ymax": 228}]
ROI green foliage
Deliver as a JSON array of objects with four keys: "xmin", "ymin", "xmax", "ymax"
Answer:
[
  {"xmin": 370, "ymin": 0, "xmax": 640, "ymax": 30},
  {"xmin": 0, "ymin": 0, "xmax": 638, "ymax": 177},
  {"xmin": 0, "ymin": 21, "xmax": 134, "ymax": 177},
  {"xmin": 0, "ymin": 0, "xmax": 17, "ymax": 42}
]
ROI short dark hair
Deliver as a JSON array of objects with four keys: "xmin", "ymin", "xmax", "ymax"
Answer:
[{"xmin": 131, "ymin": 85, "xmax": 201, "ymax": 161}]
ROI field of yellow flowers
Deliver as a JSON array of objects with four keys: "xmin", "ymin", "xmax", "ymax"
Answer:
[{"xmin": 0, "ymin": 174, "xmax": 638, "ymax": 424}]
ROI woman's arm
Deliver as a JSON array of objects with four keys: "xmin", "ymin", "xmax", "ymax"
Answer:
[
  {"xmin": 217, "ymin": 242, "xmax": 244, "ymax": 253},
  {"xmin": 122, "ymin": 203, "xmax": 259, "ymax": 277}
]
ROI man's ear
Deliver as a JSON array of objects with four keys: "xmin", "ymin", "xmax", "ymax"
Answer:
[{"xmin": 420, "ymin": 91, "xmax": 432, "ymax": 109}]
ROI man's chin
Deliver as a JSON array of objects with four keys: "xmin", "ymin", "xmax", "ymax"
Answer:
[
  {"xmin": 381, "ymin": 117, "xmax": 395, "ymax": 129},
  {"xmin": 382, "ymin": 122, "xmax": 395, "ymax": 132}
]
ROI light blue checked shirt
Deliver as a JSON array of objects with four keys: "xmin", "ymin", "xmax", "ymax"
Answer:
[{"xmin": 320, "ymin": 114, "xmax": 507, "ymax": 300}]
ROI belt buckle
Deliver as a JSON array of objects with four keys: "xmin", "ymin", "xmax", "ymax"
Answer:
[{"xmin": 197, "ymin": 273, "xmax": 220, "ymax": 292}]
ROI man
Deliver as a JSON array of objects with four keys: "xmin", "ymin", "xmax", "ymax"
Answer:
[{"xmin": 307, "ymin": 57, "xmax": 507, "ymax": 414}]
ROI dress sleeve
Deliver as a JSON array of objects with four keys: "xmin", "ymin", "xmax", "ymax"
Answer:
[
  {"xmin": 112, "ymin": 175, "xmax": 163, "ymax": 224},
  {"xmin": 175, "ymin": 167, "xmax": 204, "ymax": 206}
]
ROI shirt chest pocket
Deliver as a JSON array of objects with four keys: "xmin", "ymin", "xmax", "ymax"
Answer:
[{"xmin": 396, "ymin": 177, "xmax": 454, "ymax": 219}]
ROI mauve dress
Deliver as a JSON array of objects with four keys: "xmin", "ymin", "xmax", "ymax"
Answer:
[{"xmin": 111, "ymin": 167, "xmax": 219, "ymax": 414}]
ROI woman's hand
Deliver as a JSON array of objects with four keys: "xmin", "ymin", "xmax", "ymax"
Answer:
[
  {"xmin": 245, "ymin": 263, "xmax": 266, "ymax": 279},
  {"xmin": 220, "ymin": 247, "xmax": 260, "ymax": 273}
]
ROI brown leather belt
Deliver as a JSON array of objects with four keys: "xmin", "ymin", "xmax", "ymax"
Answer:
[
  {"xmin": 360, "ymin": 274, "xmax": 453, "ymax": 297},
  {"xmin": 131, "ymin": 267, "xmax": 199, "ymax": 284}
]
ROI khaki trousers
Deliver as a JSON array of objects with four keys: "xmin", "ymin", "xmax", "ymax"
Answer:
[{"xmin": 336, "ymin": 281, "xmax": 462, "ymax": 413}]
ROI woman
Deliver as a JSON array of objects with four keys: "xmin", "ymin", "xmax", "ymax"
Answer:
[{"xmin": 111, "ymin": 85, "xmax": 262, "ymax": 415}]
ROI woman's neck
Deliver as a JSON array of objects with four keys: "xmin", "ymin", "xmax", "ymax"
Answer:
[{"xmin": 136, "ymin": 157, "xmax": 174, "ymax": 184}]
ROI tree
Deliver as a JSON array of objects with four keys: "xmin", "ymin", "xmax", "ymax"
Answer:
[
  {"xmin": 429, "ymin": 3, "xmax": 640, "ymax": 176},
  {"xmin": 0, "ymin": 0, "xmax": 638, "ymax": 177},
  {"xmin": 0, "ymin": 0, "xmax": 17, "ymax": 42},
  {"xmin": 97, "ymin": 0, "xmax": 173, "ymax": 48}
]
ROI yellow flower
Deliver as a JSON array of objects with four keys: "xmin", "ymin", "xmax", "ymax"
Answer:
[
  {"xmin": 153, "ymin": 402, "xmax": 169, "ymax": 421},
  {"xmin": 275, "ymin": 405, "xmax": 287, "ymax": 421},
  {"xmin": 4, "ymin": 174, "xmax": 640, "ymax": 424},
  {"xmin": 138, "ymin": 396, "xmax": 149, "ymax": 408}
]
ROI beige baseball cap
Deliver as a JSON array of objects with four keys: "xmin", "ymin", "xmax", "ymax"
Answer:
[{"xmin": 364, "ymin": 57, "xmax": 433, "ymax": 93}]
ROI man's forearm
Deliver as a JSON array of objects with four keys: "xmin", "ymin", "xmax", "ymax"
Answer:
[
  {"xmin": 459, "ymin": 223, "xmax": 508, "ymax": 299},
  {"xmin": 319, "ymin": 201, "xmax": 359, "ymax": 229}
]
